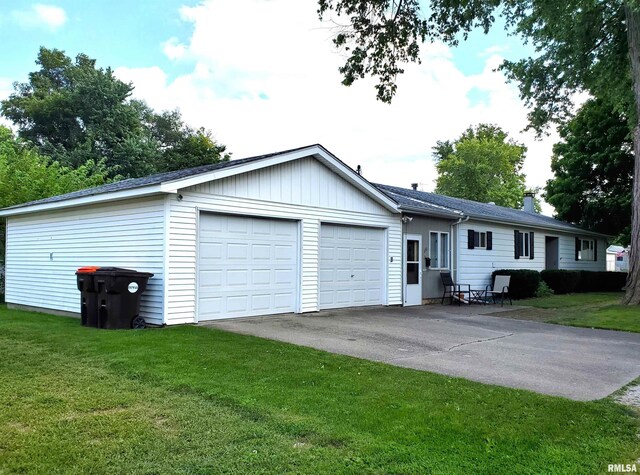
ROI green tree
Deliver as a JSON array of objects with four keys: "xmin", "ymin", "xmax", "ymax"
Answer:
[
  {"xmin": 434, "ymin": 124, "xmax": 528, "ymax": 209},
  {"xmin": 546, "ymin": 99, "xmax": 634, "ymax": 245},
  {"xmin": 0, "ymin": 126, "xmax": 108, "ymax": 266},
  {"xmin": 1, "ymin": 47, "xmax": 228, "ymax": 179},
  {"xmin": 317, "ymin": 0, "xmax": 640, "ymax": 304}
]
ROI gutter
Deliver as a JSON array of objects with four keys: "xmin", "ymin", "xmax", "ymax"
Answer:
[
  {"xmin": 451, "ymin": 215, "xmax": 470, "ymax": 283},
  {"xmin": 465, "ymin": 215, "xmax": 611, "ymax": 239}
]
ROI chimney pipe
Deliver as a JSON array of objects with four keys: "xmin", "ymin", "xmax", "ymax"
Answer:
[
  {"xmin": 411, "ymin": 183, "xmax": 418, "ymax": 191},
  {"xmin": 523, "ymin": 192, "xmax": 536, "ymax": 213}
]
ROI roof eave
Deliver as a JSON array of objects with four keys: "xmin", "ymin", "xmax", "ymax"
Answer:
[
  {"xmin": 466, "ymin": 215, "xmax": 611, "ymax": 239},
  {"xmin": 398, "ymin": 204, "xmax": 464, "ymax": 220},
  {"xmin": 0, "ymin": 185, "xmax": 168, "ymax": 218}
]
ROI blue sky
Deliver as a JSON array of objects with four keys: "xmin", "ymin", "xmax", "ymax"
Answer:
[{"xmin": 0, "ymin": 0, "xmax": 554, "ymax": 213}]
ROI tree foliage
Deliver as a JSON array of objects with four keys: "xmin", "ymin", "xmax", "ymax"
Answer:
[
  {"xmin": 1, "ymin": 47, "xmax": 229, "ymax": 179},
  {"xmin": 545, "ymin": 99, "xmax": 634, "ymax": 245},
  {"xmin": 434, "ymin": 124, "xmax": 528, "ymax": 209}
]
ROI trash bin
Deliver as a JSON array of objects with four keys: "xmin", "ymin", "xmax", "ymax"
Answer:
[
  {"xmin": 76, "ymin": 266, "xmax": 101, "ymax": 327},
  {"xmin": 93, "ymin": 267, "xmax": 154, "ymax": 329}
]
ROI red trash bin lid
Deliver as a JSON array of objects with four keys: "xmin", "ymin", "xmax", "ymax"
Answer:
[{"xmin": 76, "ymin": 266, "xmax": 101, "ymax": 274}]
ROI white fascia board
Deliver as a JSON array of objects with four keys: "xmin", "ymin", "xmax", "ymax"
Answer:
[
  {"xmin": 467, "ymin": 216, "xmax": 611, "ymax": 239},
  {"xmin": 0, "ymin": 185, "xmax": 168, "ymax": 218},
  {"xmin": 159, "ymin": 144, "xmax": 401, "ymax": 214}
]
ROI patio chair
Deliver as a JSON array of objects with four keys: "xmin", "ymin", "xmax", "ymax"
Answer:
[
  {"xmin": 440, "ymin": 271, "xmax": 471, "ymax": 305},
  {"xmin": 485, "ymin": 275, "xmax": 512, "ymax": 307}
]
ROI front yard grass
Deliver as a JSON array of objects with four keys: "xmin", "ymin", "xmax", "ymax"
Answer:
[
  {"xmin": 510, "ymin": 292, "xmax": 640, "ymax": 333},
  {"xmin": 1, "ymin": 306, "xmax": 639, "ymax": 474}
]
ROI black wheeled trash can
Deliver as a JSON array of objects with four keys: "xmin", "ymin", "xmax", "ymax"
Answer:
[
  {"xmin": 76, "ymin": 266, "xmax": 101, "ymax": 327},
  {"xmin": 93, "ymin": 267, "xmax": 154, "ymax": 329}
]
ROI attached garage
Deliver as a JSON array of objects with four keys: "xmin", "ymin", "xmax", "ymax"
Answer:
[
  {"xmin": 0, "ymin": 145, "xmax": 402, "ymax": 325},
  {"xmin": 319, "ymin": 224, "xmax": 385, "ymax": 309}
]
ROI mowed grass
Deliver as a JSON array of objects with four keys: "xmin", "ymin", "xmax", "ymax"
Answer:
[
  {"xmin": 517, "ymin": 292, "xmax": 640, "ymax": 333},
  {"xmin": 1, "ymin": 307, "xmax": 639, "ymax": 474}
]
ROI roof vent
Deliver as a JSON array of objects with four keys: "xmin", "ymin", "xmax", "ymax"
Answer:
[
  {"xmin": 488, "ymin": 201, "xmax": 496, "ymax": 205},
  {"xmin": 411, "ymin": 183, "xmax": 418, "ymax": 191}
]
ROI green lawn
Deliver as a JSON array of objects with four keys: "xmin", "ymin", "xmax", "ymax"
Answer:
[
  {"xmin": 1, "ymin": 306, "xmax": 639, "ymax": 474},
  {"xmin": 515, "ymin": 292, "xmax": 640, "ymax": 333}
]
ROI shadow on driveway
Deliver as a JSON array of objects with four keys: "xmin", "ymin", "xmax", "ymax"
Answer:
[{"xmin": 202, "ymin": 305, "xmax": 640, "ymax": 401}]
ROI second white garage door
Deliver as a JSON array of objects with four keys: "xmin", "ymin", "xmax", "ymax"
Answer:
[
  {"xmin": 319, "ymin": 224, "xmax": 385, "ymax": 309},
  {"xmin": 198, "ymin": 214, "xmax": 298, "ymax": 320}
]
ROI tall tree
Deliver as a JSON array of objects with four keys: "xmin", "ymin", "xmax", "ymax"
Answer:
[
  {"xmin": 546, "ymin": 99, "xmax": 634, "ymax": 245},
  {"xmin": 318, "ymin": 0, "xmax": 640, "ymax": 304},
  {"xmin": 434, "ymin": 124, "xmax": 528, "ymax": 209},
  {"xmin": 1, "ymin": 47, "xmax": 228, "ymax": 179}
]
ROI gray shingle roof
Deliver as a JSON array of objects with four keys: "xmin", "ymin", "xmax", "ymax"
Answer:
[
  {"xmin": 376, "ymin": 183, "xmax": 604, "ymax": 236},
  {"xmin": 2, "ymin": 145, "xmax": 319, "ymax": 211}
]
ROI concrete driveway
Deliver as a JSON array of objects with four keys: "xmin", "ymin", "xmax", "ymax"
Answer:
[{"xmin": 203, "ymin": 305, "xmax": 640, "ymax": 401}]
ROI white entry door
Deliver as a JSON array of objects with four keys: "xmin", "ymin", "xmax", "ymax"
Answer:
[
  {"xmin": 198, "ymin": 213, "xmax": 298, "ymax": 320},
  {"xmin": 318, "ymin": 224, "xmax": 385, "ymax": 309},
  {"xmin": 404, "ymin": 234, "xmax": 422, "ymax": 306}
]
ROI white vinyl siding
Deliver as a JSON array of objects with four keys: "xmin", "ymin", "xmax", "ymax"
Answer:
[
  {"xmin": 165, "ymin": 157, "xmax": 400, "ymax": 324},
  {"xmin": 558, "ymin": 236, "xmax": 606, "ymax": 271},
  {"xmin": 458, "ymin": 221, "xmax": 545, "ymax": 289},
  {"xmin": 5, "ymin": 197, "xmax": 165, "ymax": 324},
  {"xmin": 457, "ymin": 221, "xmax": 606, "ymax": 289}
]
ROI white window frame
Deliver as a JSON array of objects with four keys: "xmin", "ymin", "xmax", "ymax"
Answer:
[
  {"xmin": 517, "ymin": 232, "xmax": 530, "ymax": 258},
  {"xmin": 429, "ymin": 231, "xmax": 450, "ymax": 270},
  {"xmin": 579, "ymin": 238, "xmax": 595, "ymax": 261},
  {"xmin": 473, "ymin": 231, "xmax": 487, "ymax": 250}
]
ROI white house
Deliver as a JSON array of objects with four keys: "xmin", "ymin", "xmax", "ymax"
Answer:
[
  {"xmin": 0, "ymin": 145, "xmax": 402, "ymax": 325},
  {"xmin": 0, "ymin": 144, "xmax": 609, "ymax": 324},
  {"xmin": 376, "ymin": 184, "xmax": 608, "ymax": 303}
]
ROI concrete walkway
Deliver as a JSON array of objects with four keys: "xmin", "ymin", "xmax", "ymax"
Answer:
[{"xmin": 203, "ymin": 305, "xmax": 640, "ymax": 401}]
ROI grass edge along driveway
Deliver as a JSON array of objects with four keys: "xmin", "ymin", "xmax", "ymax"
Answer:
[
  {"xmin": 514, "ymin": 292, "xmax": 640, "ymax": 333},
  {"xmin": 1, "ymin": 306, "xmax": 639, "ymax": 474}
]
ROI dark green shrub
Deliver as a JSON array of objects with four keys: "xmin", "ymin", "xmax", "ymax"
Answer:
[
  {"xmin": 540, "ymin": 270, "xmax": 580, "ymax": 294},
  {"xmin": 491, "ymin": 269, "xmax": 540, "ymax": 300},
  {"xmin": 577, "ymin": 271, "xmax": 627, "ymax": 292}
]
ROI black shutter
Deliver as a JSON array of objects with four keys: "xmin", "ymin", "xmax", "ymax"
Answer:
[
  {"xmin": 529, "ymin": 232, "xmax": 535, "ymax": 260},
  {"xmin": 486, "ymin": 231, "xmax": 493, "ymax": 251},
  {"xmin": 468, "ymin": 229, "xmax": 475, "ymax": 249},
  {"xmin": 514, "ymin": 230, "xmax": 520, "ymax": 259},
  {"xmin": 594, "ymin": 239, "xmax": 598, "ymax": 261},
  {"xmin": 575, "ymin": 237, "xmax": 580, "ymax": 260}
]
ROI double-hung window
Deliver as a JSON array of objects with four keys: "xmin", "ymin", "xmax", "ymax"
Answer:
[
  {"xmin": 576, "ymin": 238, "xmax": 596, "ymax": 261},
  {"xmin": 514, "ymin": 230, "xmax": 534, "ymax": 260}
]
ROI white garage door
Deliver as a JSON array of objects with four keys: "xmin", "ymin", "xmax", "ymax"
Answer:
[
  {"xmin": 198, "ymin": 214, "xmax": 298, "ymax": 320},
  {"xmin": 319, "ymin": 224, "xmax": 385, "ymax": 309}
]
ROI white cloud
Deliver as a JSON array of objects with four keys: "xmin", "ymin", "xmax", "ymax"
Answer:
[
  {"xmin": 115, "ymin": 0, "xmax": 558, "ymax": 215},
  {"xmin": 12, "ymin": 3, "xmax": 67, "ymax": 31}
]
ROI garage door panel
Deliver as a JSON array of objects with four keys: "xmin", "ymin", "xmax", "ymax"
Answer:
[
  {"xmin": 198, "ymin": 214, "xmax": 298, "ymax": 321},
  {"xmin": 319, "ymin": 224, "xmax": 384, "ymax": 310}
]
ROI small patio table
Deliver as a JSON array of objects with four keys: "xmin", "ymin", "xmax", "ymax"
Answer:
[{"xmin": 469, "ymin": 289, "xmax": 487, "ymax": 304}]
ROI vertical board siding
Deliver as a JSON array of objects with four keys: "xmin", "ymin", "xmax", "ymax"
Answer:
[
  {"xmin": 5, "ymin": 197, "xmax": 166, "ymax": 324},
  {"xmin": 165, "ymin": 158, "xmax": 400, "ymax": 325},
  {"xmin": 457, "ymin": 220, "xmax": 606, "ymax": 289},
  {"xmin": 190, "ymin": 157, "xmax": 389, "ymax": 215}
]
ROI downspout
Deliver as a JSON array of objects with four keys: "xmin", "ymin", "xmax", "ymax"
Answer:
[{"xmin": 451, "ymin": 215, "xmax": 469, "ymax": 283}]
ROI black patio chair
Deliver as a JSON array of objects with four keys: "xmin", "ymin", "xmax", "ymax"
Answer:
[{"xmin": 440, "ymin": 271, "xmax": 471, "ymax": 305}]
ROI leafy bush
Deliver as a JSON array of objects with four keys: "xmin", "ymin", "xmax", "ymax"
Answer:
[
  {"xmin": 577, "ymin": 271, "xmax": 627, "ymax": 292},
  {"xmin": 491, "ymin": 269, "xmax": 540, "ymax": 300},
  {"xmin": 540, "ymin": 270, "xmax": 580, "ymax": 294},
  {"xmin": 541, "ymin": 270, "xmax": 627, "ymax": 294},
  {"xmin": 534, "ymin": 281, "xmax": 554, "ymax": 298}
]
